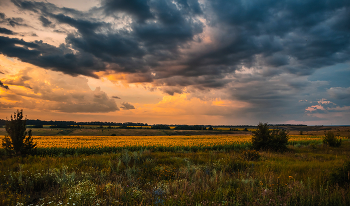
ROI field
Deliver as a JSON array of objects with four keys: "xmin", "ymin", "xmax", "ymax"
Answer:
[
  {"xmin": 0, "ymin": 127, "xmax": 350, "ymax": 205},
  {"xmin": 0, "ymin": 134, "xmax": 341, "ymax": 156}
]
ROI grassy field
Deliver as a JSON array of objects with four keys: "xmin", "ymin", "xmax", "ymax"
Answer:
[
  {"xmin": 0, "ymin": 127, "xmax": 349, "ymax": 205},
  {"xmin": 1, "ymin": 142, "xmax": 350, "ymax": 205}
]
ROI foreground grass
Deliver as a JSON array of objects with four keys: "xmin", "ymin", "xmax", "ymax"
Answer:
[{"xmin": 1, "ymin": 141, "xmax": 350, "ymax": 206}]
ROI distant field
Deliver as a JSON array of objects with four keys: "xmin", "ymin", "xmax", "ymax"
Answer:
[
  {"xmin": 0, "ymin": 134, "xmax": 345, "ymax": 149},
  {"xmin": 1, "ymin": 126, "xmax": 349, "ymax": 137},
  {"xmin": 0, "ymin": 134, "xmax": 250, "ymax": 148},
  {"xmin": 0, "ymin": 128, "xmax": 251, "ymax": 136}
]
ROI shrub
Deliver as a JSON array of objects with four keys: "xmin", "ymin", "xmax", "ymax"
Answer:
[
  {"xmin": 1, "ymin": 110, "xmax": 37, "ymax": 156},
  {"xmin": 251, "ymin": 122, "xmax": 289, "ymax": 152},
  {"xmin": 323, "ymin": 131, "xmax": 341, "ymax": 147},
  {"xmin": 242, "ymin": 150, "xmax": 260, "ymax": 161}
]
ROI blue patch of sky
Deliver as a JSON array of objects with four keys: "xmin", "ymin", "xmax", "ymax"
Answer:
[{"xmin": 308, "ymin": 63, "xmax": 350, "ymax": 88}]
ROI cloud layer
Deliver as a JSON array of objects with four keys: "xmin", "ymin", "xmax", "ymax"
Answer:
[
  {"xmin": 0, "ymin": 60, "xmax": 119, "ymax": 113},
  {"xmin": 0, "ymin": 0, "xmax": 349, "ymax": 124}
]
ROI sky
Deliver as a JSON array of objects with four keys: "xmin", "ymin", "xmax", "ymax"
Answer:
[{"xmin": 0, "ymin": 0, "xmax": 349, "ymax": 125}]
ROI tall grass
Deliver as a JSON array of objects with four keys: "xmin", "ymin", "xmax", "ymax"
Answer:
[{"xmin": 1, "ymin": 141, "xmax": 350, "ymax": 205}]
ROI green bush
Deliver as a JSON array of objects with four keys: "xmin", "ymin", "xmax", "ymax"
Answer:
[
  {"xmin": 251, "ymin": 122, "xmax": 289, "ymax": 152},
  {"xmin": 323, "ymin": 131, "xmax": 341, "ymax": 147}
]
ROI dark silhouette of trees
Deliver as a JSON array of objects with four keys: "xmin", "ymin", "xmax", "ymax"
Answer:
[
  {"xmin": 323, "ymin": 131, "xmax": 341, "ymax": 147},
  {"xmin": 1, "ymin": 110, "xmax": 37, "ymax": 156},
  {"xmin": 174, "ymin": 125, "xmax": 207, "ymax": 130},
  {"xmin": 151, "ymin": 125, "xmax": 171, "ymax": 129},
  {"xmin": 252, "ymin": 122, "xmax": 289, "ymax": 152}
]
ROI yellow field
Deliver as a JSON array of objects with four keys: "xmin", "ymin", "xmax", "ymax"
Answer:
[
  {"xmin": 0, "ymin": 134, "xmax": 337, "ymax": 148},
  {"xmin": 29, "ymin": 134, "xmax": 252, "ymax": 148}
]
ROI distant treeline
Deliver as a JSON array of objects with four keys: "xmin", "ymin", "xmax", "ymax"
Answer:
[
  {"xmin": 0, "ymin": 118, "xmax": 308, "ymax": 129},
  {"xmin": 269, "ymin": 124, "xmax": 308, "ymax": 126},
  {"xmin": 151, "ymin": 125, "xmax": 212, "ymax": 130},
  {"xmin": 0, "ymin": 119, "xmax": 148, "ymax": 128}
]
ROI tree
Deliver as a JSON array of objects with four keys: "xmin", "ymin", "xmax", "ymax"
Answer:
[
  {"xmin": 323, "ymin": 131, "xmax": 341, "ymax": 147},
  {"xmin": 251, "ymin": 122, "xmax": 289, "ymax": 152},
  {"xmin": 1, "ymin": 110, "xmax": 37, "ymax": 156}
]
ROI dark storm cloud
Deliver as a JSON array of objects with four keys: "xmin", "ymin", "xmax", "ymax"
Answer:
[
  {"xmin": 0, "ymin": 36, "xmax": 105, "ymax": 77},
  {"xmin": 328, "ymin": 87, "xmax": 350, "ymax": 100},
  {"xmin": 120, "ymin": 102, "xmax": 135, "ymax": 110},
  {"xmin": 112, "ymin": 96, "xmax": 121, "ymax": 99},
  {"xmin": 0, "ymin": 80, "xmax": 9, "ymax": 90},
  {"xmin": 50, "ymin": 13, "xmax": 106, "ymax": 34},
  {"xmin": 11, "ymin": 0, "xmax": 85, "ymax": 18},
  {"xmin": 0, "ymin": 12, "xmax": 27, "ymax": 27},
  {"xmin": 6, "ymin": 0, "xmax": 350, "ymax": 94},
  {"xmin": 101, "ymin": 0, "xmax": 202, "ymax": 23},
  {"xmin": 176, "ymin": 0, "xmax": 202, "ymax": 15},
  {"xmin": 102, "ymin": 0, "xmax": 154, "ymax": 23},
  {"xmin": 131, "ymin": 0, "xmax": 203, "ymax": 50},
  {"xmin": 39, "ymin": 16, "xmax": 53, "ymax": 27},
  {"xmin": 194, "ymin": 0, "xmax": 350, "ymax": 75},
  {"xmin": 0, "ymin": 27, "xmax": 15, "ymax": 35},
  {"xmin": 9, "ymin": 0, "xmax": 203, "ymax": 77}
]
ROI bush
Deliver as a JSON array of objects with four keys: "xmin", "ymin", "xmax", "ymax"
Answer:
[
  {"xmin": 1, "ymin": 110, "xmax": 37, "ymax": 156},
  {"xmin": 323, "ymin": 131, "xmax": 341, "ymax": 147},
  {"xmin": 251, "ymin": 122, "xmax": 289, "ymax": 152}
]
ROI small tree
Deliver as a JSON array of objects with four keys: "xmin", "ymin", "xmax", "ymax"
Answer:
[
  {"xmin": 251, "ymin": 122, "xmax": 289, "ymax": 152},
  {"xmin": 1, "ymin": 110, "xmax": 37, "ymax": 156},
  {"xmin": 323, "ymin": 131, "xmax": 341, "ymax": 147}
]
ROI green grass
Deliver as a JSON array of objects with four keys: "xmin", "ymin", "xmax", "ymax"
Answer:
[{"xmin": 1, "ymin": 141, "xmax": 350, "ymax": 205}]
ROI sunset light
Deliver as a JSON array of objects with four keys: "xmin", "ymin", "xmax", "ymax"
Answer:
[{"xmin": 1, "ymin": 1, "xmax": 350, "ymax": 205}]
